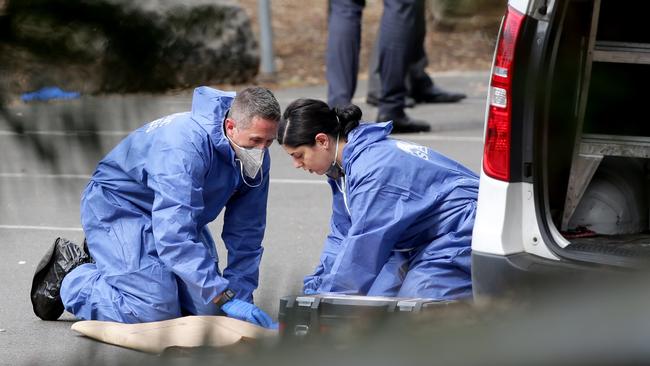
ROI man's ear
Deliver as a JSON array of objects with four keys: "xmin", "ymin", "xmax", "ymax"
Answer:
[
  {"xmin": 224, "ymin": 118, "xmax": 236, "ymax": 137},
  {"xmin": 314, "ymin": 133, "xmax": 330, "ymax": 149}
]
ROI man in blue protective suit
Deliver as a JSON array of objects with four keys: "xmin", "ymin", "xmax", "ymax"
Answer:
[
  {"xmin": 30, "ymin": 86, "xmax": 281, "ymax": 327},
  {"xmin": 279, "ymin": 99, "xmax": 477, "ymax": 300}
]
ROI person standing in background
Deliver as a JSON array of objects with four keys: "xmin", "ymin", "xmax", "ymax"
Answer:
[
  {"xmin": 365, "ymin": 0, "xmax": 466, "ymax": 108},
  {"xmin": 326, "ymin": 0, "xmax": 466, "ymax": 134}
]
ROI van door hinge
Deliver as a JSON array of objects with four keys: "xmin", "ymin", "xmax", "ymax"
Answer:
[{"xmin": 524, "ymin": 162, "xmax": 533, "ymax": 178}]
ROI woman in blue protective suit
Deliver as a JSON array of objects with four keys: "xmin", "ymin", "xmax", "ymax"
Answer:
[{"xmin": 278, "ymin": 99, "xmax": 478, "ymax": 300}]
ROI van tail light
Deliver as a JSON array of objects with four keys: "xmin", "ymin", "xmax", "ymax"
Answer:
[{"xmin": 483, "ymin": 6, "xmax": 525, "ymax": 181}]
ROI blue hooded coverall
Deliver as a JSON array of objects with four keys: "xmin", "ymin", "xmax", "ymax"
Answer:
[
  {"xmin": 60, "ymin": 87, "xmax": 271, "ymax": 323},
  {"xmin": 304, "ymin": 122, "xmax": 478, "ymax": 300}
]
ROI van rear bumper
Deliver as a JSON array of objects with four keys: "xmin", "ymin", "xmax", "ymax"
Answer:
[{"xmin": 471, "ymin": 251, "xmax": 603, "ymax": 300}]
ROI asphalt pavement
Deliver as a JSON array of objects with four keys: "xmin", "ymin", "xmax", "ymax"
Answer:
[{"xmin": 0, "ymin": 70, "xmax": 488, "ymax": 365}]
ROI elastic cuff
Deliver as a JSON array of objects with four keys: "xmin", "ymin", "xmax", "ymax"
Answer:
[{"xmin": 204, "ymin": 277, "xmax": 230, "ymax": 304}]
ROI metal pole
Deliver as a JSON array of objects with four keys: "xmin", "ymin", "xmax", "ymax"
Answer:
[{"xmin": 258, "ymin": 0, "xmax": 276, "ymax": 76}]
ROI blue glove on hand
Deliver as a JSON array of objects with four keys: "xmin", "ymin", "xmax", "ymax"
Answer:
[{"xmin": 221, "ymin": 299, "xmax": 277, "ymax": 329}]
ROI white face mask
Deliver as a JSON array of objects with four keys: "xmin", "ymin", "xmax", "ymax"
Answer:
[
  {"xmin": 226, "ymin": 125, "xmax": 266, "ymax": 183},
  {"xmin": 230, "ymin": 139, "xmax": 265, "ymax": 179}
]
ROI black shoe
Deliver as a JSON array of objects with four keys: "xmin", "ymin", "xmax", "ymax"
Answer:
[
  {"xmin": 30, "ymin": 237, "xmax": 92, "ymax": 320},
  {"xmin": 413, "ymin": 85, "xmax": 467, "ymax": 104},
  {"xmin": 377, "ymin": 113, "xmax": 431, "ymax": 133},
  {"xmin": 366, "ymin": 93, "xmax": 416, "ymax": 108}
]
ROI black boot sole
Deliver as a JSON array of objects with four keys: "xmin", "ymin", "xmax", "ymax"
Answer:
[
  {"xmin": 30, "ymin": 238, "xmax": 66, "ymax": 320},
  {"xmin": 30, "ymin": 237, "xmax": 90, "ymax": 321}
]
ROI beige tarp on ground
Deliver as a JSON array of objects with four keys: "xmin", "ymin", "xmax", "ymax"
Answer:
[{"xmin": 71, "ymin": 315, "xmax": 277, "ymax": 354}]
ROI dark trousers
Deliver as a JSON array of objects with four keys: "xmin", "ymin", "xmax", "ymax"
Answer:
[
  {"xmin": 367, "ymin": 0, "xmax": 434, "ymax": 99},
  {"xmin": 326, "ymin": 0, "xmax": 420, "ymax": 117}
]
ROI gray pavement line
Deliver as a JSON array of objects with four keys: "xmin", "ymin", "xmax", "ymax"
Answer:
[
  {"xmin": 351, "ymin": 97, "xmax": 486, "ymax": 104},
  {"xmin": 392, "ymin": 135, "xmax": 483, "ymax": 142},
  {"xmin": 0, "ymin": 173, "xmax": 327, "ymax": 185},
  {"xmin": 0, "ymin": 173, "xmax": 90, "ymax": 179},
  {"xmin": 0, "ymin": 130, "xmax": 129, "ymax": 136},
  {"xmin": 270, "ymin": 178, "xmax": 326, "ymax": 185},
  {"xmin": 0, "ymin": 224, "xmax": 83, "ymax": 232},
  {"xmin": 426, "ymin": 69, "xmax": 490, "ymax": 78},
  {"xmin": 0, "ymin": 129, "xmax": 483, "ymax": 142}
]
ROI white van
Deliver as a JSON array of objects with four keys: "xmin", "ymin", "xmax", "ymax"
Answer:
[{"xmin": 472, "ymin": 0, "xmax": 650, "ymax": 299}]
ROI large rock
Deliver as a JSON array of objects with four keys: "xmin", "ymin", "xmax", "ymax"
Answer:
[{"xmin": 0, "ymin": 0, "xmax": 259, "ymax": 94}]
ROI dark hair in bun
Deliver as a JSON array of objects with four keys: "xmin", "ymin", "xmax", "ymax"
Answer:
[{"xmin": 278, "ymin": 98, "xmax": 362, "ymax": 147}]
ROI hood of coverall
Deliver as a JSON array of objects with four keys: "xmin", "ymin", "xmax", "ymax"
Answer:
[
  {"xmin": 190, "ymin": 86, "xmax": 237, "ymax": 157},
  {"xmin": 341, "ymin": 121, "xmax": 393, "ymax": 172}
]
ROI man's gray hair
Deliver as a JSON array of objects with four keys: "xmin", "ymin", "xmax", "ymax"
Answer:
[{"xmin": 230, "ymin": 86, "xmax": 281, "ymax": 129}]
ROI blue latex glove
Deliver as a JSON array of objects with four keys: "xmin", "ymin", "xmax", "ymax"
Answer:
[
  {"xmin": 221, "ymin": 299, "xmax": 277, "ymax": 329},
  {"xmin": 21, "ymin": 87, "xmax": 80, "ymax": 102}
]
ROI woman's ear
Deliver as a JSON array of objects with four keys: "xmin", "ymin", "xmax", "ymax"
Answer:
[{"xmin": 314, "ymin": 133, "xmax": 330, "ymax": 149}]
